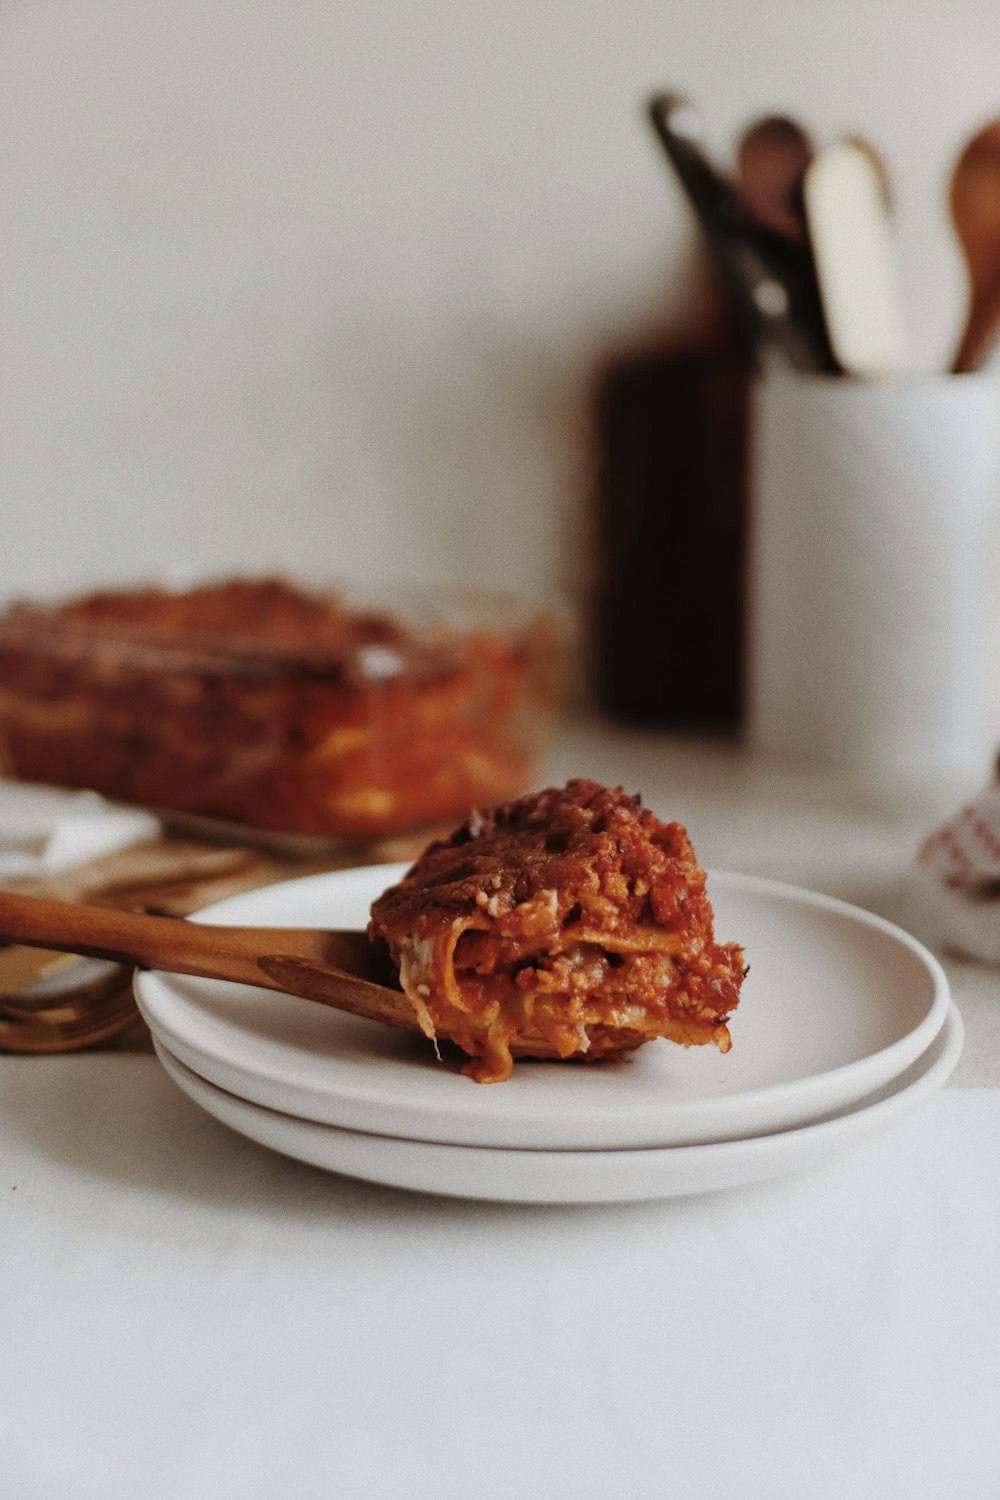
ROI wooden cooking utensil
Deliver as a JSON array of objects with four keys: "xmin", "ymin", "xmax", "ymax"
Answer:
[
  {"xmin": 0, "ymin": 888, "xmax": 415, "ymax": 1027},
  {"xmin": 949, "ymin": 120, "xmax": 1000, "ymax": 373},
  {"xmin": 803, "ymin": 139, "xmax": 907, "ymax": 376},
  {"xmin": 737, "ymin": 113, "xmax": 814, "ymax": 241},
  {"xmin": 0, "ymin": 889, "xmax": 567, "ymax": 1061}
]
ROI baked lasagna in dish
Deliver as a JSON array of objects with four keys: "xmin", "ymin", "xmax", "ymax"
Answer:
[
  {"xmin": 369, "ymin": 778, "xmax": 746, "ymax": 1082},
  {"xmin": 0, "ymin": 578, "xmax": 560, "ymax": 841}
]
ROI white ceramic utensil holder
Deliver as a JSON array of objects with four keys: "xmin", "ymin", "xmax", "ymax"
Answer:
[{"xmin": 747, "ymin": 373, "xmax": 1000, "ymax": 783}]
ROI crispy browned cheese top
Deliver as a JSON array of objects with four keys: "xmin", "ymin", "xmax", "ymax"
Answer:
[{"xmin": 374, "ymin": 779, "xmax": 703, "ymax": 930}]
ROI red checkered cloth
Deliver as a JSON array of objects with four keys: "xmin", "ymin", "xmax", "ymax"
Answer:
[
  {"xmin": 919, "ymin": 782, "xmax": 1000, "ymax": 961},
  {"xmin": 919, "ymin": 786, "xmax": 1000, "ymax": 886}
]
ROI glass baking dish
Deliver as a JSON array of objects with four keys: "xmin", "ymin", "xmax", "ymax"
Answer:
[{"xmin": 0, "ymin": 578, "xmax": 566, "ymax": 844}]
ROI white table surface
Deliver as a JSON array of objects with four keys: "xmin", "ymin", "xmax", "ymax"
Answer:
[{"xmin": 3, "ymin": 719, "xmax": 1000, "ymax": 1499}]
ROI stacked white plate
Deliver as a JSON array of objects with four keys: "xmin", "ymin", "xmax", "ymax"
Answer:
[{"xmin": 135, "ymin": 863, "xmax": 962, "ymax": 1205}]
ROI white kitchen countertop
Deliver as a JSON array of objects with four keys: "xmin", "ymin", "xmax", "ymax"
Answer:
[{"xmin": 2, "ymin": 719, "xmax": 999, "ymax": 1499}]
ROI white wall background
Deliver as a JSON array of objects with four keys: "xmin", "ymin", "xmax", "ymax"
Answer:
[{"xmin": 3, "ymin": 0, "xmax": 1000, "ymax": 606}]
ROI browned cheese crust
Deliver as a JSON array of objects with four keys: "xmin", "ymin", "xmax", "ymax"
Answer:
[{"xmin": 369, "ymin": 778, "xmax": 746, "ymax": 1082}]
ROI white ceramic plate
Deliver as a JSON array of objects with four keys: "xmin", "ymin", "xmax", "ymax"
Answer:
[
  {"xmin": 135, "ymin": 864, "xmax": 951, "ymax": 1150},
  {"xmin": 152, "ymin": 1004, "xmax": 963, "ymax": 1204}
]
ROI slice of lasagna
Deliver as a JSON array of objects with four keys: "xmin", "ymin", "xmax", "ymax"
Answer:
[{"xmin": 369, "ymin": 779, "xmax": 746, "ymax": 1083}]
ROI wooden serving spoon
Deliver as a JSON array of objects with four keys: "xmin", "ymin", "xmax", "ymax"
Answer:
[
  {"xmin": 0, "ymin": 889, "xmax": 572, "ymax": 1062},
  {"xmin": 0, "ymin": 888, "xmax": 421, "ymax": 1034},
  {"xmin": 950, "ymin": 119, "xmax": 1000, "ymax": 373},
  {"xmin": 737, "ymin": 113, "xmax": 814, "ymax": 242}
]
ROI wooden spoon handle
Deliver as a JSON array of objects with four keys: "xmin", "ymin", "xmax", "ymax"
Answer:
[
  {"xmin": 0, "ymin": 889, "xmax": 293, "ymax": 980},
  {"xmin": 0, "ymin": 890, "xmax": 419, "ymax": 1033},
  {"xmin": 952, "ymin": 273, "xmax": 1000, "ymax": 372}
]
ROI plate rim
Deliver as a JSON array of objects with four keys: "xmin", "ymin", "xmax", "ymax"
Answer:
[
  {"xmin": 151, "ymin": 1004, "xmax": 964, "ymax": 1204},
  {"xmin": 134, "ymin": 863, "xmax": 951, "ymax": 1150}
]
